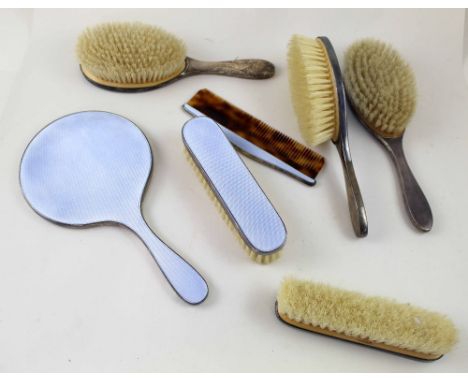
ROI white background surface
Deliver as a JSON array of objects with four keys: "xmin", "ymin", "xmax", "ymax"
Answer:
[{"xmin": 0, "ymin": 8, "xmax": 467, "ymax": 372}]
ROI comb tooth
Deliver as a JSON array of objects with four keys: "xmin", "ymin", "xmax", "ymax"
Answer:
[
  {"xmin": 255, "ymin": 119, "xmax": 324, "ymax": 165},
  {"xmin": 188, "ymin": 89, "xmax": 325, "ymax": 179}
]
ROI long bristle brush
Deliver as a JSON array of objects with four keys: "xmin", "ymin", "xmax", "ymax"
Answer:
[
  {"xmin": 344, "ymin": 38, "xmax": 433, "ymax": 232},
  {"xmin": 288, "ymin": 35, "xmax": 368, "ymax": 237}
]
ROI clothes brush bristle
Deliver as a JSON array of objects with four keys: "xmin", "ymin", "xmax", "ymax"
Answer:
[
  {"xmin": 277, "ymin": 278, "xmax": 457, "ymax": 358},
  {"xmin": 76, "ymin": 22, "xmax": 186, "ymax": 86},
  {"xmin": 287, "ymin": 35, "xmax": 339, "ymax": 146},
  {"xmin": 184, "ymin": 149, "xmax": 280, "ymax": 264},
  {"xmin": 344, "ymin": 39, "xmax": 417, "ymax": 138}
]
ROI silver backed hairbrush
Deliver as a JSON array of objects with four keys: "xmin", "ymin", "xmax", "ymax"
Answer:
[{"xmin": 182, "ymin": 117, "xmax": 287, "ymax": 264}]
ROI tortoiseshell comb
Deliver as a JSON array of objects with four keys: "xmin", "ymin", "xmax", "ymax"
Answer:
[{"xmin": 183, "ymin": 89, "xmax": 325, "ymax": 186}]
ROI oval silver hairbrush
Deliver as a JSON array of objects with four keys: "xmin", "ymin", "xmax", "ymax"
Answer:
[
  {"xmin": 20, "ymin": 111, "xmax": 208, "ymax": 305},
  {"xmin": 182, "ymin": 117, "xmax": 287, "ymax": 264}
]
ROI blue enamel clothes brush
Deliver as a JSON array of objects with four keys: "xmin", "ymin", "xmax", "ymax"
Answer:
[{"xmin": 182, "ymin": 117, "xmax": 287, "ymax": 264}]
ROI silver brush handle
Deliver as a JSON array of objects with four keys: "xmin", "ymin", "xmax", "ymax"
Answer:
[
  {"xmin": 123, "ymin": 212, "xmax": 208, "ymax": 305},
  {"xmin": 182, "ymin": 104, "xmax": 315, "ymax": 186},
  {"xmin": 380, "ymin": 136, "xmax": 433, "ymax": 231},
  {"xmin": 319, "ymin": 36, "xmax": 368, "ymax": 238},
  {"xmin": 336, "ymin": 139, "xmax": 368, "ymax": 238},
  {"xmin": 184, "ymin": 57, "xmax": 275, "ymax": 79}
]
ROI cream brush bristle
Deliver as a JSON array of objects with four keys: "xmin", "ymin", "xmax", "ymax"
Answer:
[
  {"xmin": 276, "ymin": 277, "xmax": 457, "ymax": 360},
  {"xmin": 77, "ymin": 22, "xmax": 186, "ymax": 88},
  {"xmin": 344, "ymin": 38, "xmax": 417, "ymax": 138}
]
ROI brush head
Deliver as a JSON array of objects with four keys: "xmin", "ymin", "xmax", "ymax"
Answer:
[
  {"xmin": 76, "ymin": 22, "xmax": 187, "ymax": 90},
  {"xmin": 288, "ymin": 35, "xmax": 339, "ymax": 146},
  {"xmin": 344, "ymin": 39, "xmax": 417, "ymax": 138},
  {"xmin": 276, "ymin": 278, "xmax": 458, "ymax": 360}
]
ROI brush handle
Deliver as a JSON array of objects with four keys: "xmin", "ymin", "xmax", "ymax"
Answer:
[
  {"xmin": 185, "ymin": 57, "xmax": 275, "ymax": 79},
  {"xmin": 336, "ymin": 139, "xmax": 368, "ymax": 238},
  {"xmin": 381, "ymin": 136, "xmax": 433, "ymax": 232},
  {"xmin": 123, "ymin": 212, "xmax": 209, "ymax": 304},
  {"xmin": 319, "ymin": 36, "xmax": 367, "ymax": 237}
]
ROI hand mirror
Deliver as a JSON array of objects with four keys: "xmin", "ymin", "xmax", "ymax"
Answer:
[{"xmin": 20, "ymin": 111, "xmax": 208, "ymax": 305}]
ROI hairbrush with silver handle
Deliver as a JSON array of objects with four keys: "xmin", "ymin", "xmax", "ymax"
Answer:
[
  {"xmin": 77, "ymin": 22, "xmax": 274, "ymax": 92},
  {"xmin": 288, "ymin": 35, "xmax": 368, "ymax": 237},
  {"xmin": 344, "ymin": 39, "xmax": 433, "ymax": 232}
]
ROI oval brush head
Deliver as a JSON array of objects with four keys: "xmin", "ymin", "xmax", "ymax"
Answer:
[
  {"xmin": 287, "ymin": 35, "xmax": 339, "ymax": 146},
  {"xmin": 276, "ymin": 278, "xmax": 458, "ymax": 361},
  {"xmin": 344, "ymin": 38, "xmax": 417, "ymax": 138},
  {"xmin": 76, "ymin": 22, "xmax": 186, "ymax": 90}
]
